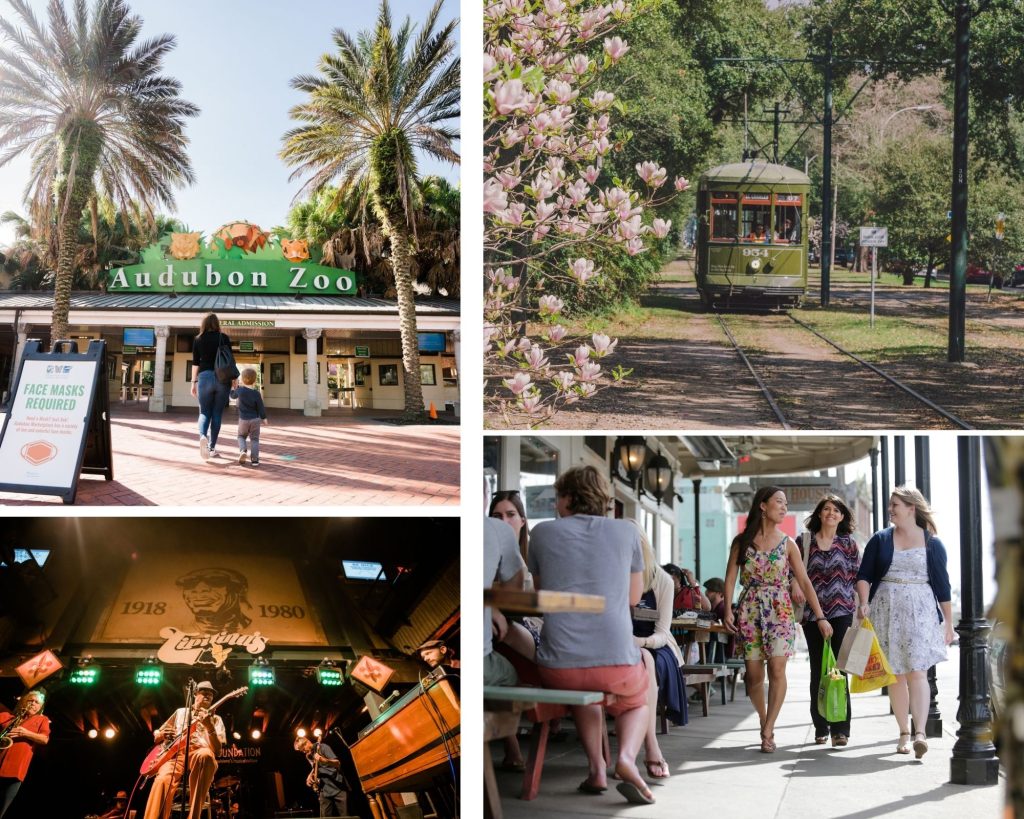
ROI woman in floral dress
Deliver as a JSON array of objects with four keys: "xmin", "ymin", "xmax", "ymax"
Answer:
[
  {"xmin": 856, "ymin": 487, "xmax": 953, "ymax": 758},
  {"xmin": 724, "ymin": 486, "xmax": 833, "ymax": 753}
]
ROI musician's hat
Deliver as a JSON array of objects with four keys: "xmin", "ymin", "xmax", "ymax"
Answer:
[
  {"xmin": 195, "ymin": 680, "xmax": 217, "ymax": 695},
  {"xmin": 416, "ymin": 639, "xmax": 446, "ymax": 654}
]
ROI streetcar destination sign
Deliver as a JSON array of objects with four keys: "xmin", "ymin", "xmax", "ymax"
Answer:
[{"xmin": 859, "ymin": 226, "xmax": 888, "ymax": 247}]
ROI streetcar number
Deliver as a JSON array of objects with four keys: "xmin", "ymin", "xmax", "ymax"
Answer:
[{"xmin": 741, "ymin": 248, "xmax": 769, "ymax": 258}]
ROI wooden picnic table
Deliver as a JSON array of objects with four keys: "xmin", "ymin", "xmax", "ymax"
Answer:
[{"xmin": 484, "ymin": 587, "xmax": 605, "ymax": 615}]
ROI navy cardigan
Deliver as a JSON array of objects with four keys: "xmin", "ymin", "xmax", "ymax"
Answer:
[{"xmin": 856, "ymin": 527, "xmax": 951, "ymax": 621}]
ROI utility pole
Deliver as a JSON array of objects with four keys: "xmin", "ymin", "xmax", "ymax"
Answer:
[
  {"xmin": 820, "ymin": 28, "xmax": 834, "ymax": 308},
  {"xmin": 948, "ymin": 0, "xmax": 970, "ymax": 362},
  {"xmin": 764, "ymin": 102, "xmax": 790, "ymax": 164}
]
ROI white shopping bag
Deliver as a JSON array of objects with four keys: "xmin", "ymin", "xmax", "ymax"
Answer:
[{"xmin": 836, "ymin": 618, "xmax": 874, "ymax": 676}]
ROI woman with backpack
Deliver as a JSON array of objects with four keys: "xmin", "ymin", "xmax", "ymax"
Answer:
[{"xmin": 191, "ymin": 312, "xmax": 237, "ymax": 460}]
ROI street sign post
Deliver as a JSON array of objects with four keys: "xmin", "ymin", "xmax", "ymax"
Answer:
[{"xmin": 859, "ymin": 227, "xmax": 889, "ymax": 328}]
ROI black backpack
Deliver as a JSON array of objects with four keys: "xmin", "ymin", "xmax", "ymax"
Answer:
[{"xmin": 214, "ymin": 334, "xmax": 239, "ymax": 385}]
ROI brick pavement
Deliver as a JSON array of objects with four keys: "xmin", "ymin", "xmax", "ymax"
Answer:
[{"xmin": 0, "ymin": 405, "xmax": 459, "ymax": 507}]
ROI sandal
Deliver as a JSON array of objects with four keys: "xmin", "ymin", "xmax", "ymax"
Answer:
[
  {"xmin": 913, "ymin": 732, "xmax": 928, "ymax": 759},
  {"xmin": 814, "ymin": 735, "xmax": 829, "ymax": 745},
  {"xmin": 644, "ymin": 758, "xmax": 670, "ymax": 779},
  {"xmin": 896, "ymin": 732, "xmax": 912, "ymax": 754},
  {"xmin": 760, "ymin": 731, "xmax": 776, "ymax": 753},
  {"xmin": 832, "ymin": 734, "xmax": 848, "ymax": 747}
]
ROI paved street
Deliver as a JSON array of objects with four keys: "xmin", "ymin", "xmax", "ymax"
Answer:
[
  {"xmin": 0, "ymin": 404, "xmax": 459, "ymax": 506},
  {"xmin": 492, "ymin": 645, "xmax": 1004, "ymax": 819}
]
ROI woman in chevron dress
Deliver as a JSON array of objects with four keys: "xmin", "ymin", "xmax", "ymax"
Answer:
[{"xmin": 794, "ymin": 495, "xmax": 861, "ymax": 746}]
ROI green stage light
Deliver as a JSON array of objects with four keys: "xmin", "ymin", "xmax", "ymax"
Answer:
[
  {"xmin": 316, "ymin": 666, "xmax": 343, "ymax": 687},
  {"xmin": 135, "ymin": 665, "xmax": 163, "ymax": 686},
  {"xmin": 248, "ymin": 661, "xmax": 275, "ymax": 687},
  {"xmin": 69, "ymin": 666, "xmax": 99, "ymax": 685}
]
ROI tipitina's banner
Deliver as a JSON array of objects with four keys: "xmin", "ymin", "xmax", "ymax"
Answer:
[{"xmin": 96, "ymin": 551, "xmax": 327, "ymax": 666}]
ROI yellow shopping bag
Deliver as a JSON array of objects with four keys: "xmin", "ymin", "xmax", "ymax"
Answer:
[{"xmin": 850, "ymin": 617, "xmax": 898, "ymax": 693}]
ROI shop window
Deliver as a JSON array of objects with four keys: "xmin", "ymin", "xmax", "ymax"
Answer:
[
  {"xmin": 379, "ymin": 364, "xmax": 399, "ymax": 386},
  {"xmin": 521, "ymin": 436, "xmax": 560, "ymax": 526},
  {"xmin": 658, "ymin": 517, "xmax": 673, "ymax": 564},
  {"xmin": 442, "ymin": 365, "xmax": 458, "ymax": 386},
  {"xmin": 303, "ymin": 362, "xmax": 321, "ymax": 384},
  {"xmin": 354, "ymin": 363, "xmax": 371, "ymax": 386},
  {"xmin": 420, "ymin": 363, "xmax": 436, "ymax": 386}
]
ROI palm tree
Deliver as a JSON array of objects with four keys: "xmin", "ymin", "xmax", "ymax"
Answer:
[
  {"xmin": 281, "ymin": 0, "xmax": 459, "ymax": 420},
  {"xmin": 0, "ymin": 0, "xmax": 197, "ymax": 342}
]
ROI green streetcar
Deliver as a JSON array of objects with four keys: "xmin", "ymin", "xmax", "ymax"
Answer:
[{"xmin": 695, "ymin": 161, "xmax": 811, "ymax": 309}]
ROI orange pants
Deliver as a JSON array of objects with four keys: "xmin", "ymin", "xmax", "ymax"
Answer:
[{"xmin": 143, "ymin": 746, "xmax": 217, "ymax": 819}]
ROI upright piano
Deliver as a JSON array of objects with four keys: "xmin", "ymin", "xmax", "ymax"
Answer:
[{"xmin": 350, "ymin": 668, "xmax": 460, "ymax": 818}]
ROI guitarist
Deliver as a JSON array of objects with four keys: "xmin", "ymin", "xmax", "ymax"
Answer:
[
  {"xmin": 143, "ymin": 681, "xmax": 225, "ymax": 819},
  {"xmin": 293, "ymin": 735, "xmax": 347, "ymax": 816}
]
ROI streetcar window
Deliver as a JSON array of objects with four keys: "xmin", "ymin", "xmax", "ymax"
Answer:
[
  {"xmin": 773, "ymin": 194, "xmax": 802, "ymax": 244},
  {"xmin": 742, "ymin": 203, "xmax": 771, "ymax": 243},
  {"xmin": 711, "ymin": 203, "xmax": 738, "ymax": 240}
]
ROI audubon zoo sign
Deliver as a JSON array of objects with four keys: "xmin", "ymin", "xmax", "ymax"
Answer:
[{"xmin": 107, "ymin": 220, "xmax": 356, "ymax": 295}]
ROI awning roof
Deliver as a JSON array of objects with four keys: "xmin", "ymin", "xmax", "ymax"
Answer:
[
  {"xmin": 0, "ymin": 291, "xmax": 459, "ymax": 316},
  {"xmin": 669, "ymin": 435, "xmax": 878, "ymax": 477}
]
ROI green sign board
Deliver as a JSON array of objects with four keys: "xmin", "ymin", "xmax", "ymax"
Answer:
[
  {"xmin": 109, "ymin": 259, "xmax": 357, "ymax": 295},
  {"xmin": 122, "ymin": 345, "xmax": 137, "ymax": 355},
  {"xmin": 354, "ymin": 346, "xmax": 370, "ymax": 358},
  {"xmin": 106, "ymin": 223, "xmax": 357, "ymax": 296},
  {"xmin": 239, "ymin": 341, "xmax": 255, "ymax": 353},
  {"xmin": 222, "ymin": 320, "xmax": 276, "ymax": 328}
]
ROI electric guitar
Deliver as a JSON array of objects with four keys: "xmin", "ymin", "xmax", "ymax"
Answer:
[{"xmin": 139, "ymin": 686, "xmax": 248, "ymax": 777}]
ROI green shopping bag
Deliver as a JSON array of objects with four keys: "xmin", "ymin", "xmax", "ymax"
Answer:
[{"xmin": 817, "ymin": 638, "xmax": 848, "ymax": 722}]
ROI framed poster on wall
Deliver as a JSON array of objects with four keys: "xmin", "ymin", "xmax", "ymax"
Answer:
[
  {"xmin": 270, "ymin": 363, "xmax": 285, "ymax": 384},
  {"xmin": 379, "ymin": 364, "xmax": 399, "ymax": 386}
]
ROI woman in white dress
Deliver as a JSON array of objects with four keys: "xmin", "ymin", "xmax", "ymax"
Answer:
[{"xmin": 856, "ymin": 487, "xmax": 954, "ymax": 758}]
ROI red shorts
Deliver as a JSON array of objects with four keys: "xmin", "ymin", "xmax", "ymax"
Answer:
[{"xmin": 537, "ymin": 661, "xmax": 648, "ymax": 715}]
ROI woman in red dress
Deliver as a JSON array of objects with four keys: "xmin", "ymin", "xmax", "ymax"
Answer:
[{"xmin": 0, "ymin": 689, "xmax": 50, "ymax": 818}]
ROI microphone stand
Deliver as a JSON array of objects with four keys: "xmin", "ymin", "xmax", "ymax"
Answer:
[{"xmin": 178, "ymin": 680, "xmax": 196, "ymax": 818}]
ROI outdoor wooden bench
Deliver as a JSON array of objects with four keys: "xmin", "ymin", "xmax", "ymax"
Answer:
[
  {"xmin": 724, "ymin": 659, "xmax": 745, "ymax": 702},
  {"xmin": 484, "ymin": 685, "xmax": 617, "ymax": 803},
  {"xmin": 680, "ymin": 663, "xmax": 729, "ymax": 717}
]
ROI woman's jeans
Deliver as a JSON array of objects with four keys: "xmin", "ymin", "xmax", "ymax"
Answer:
[
  {"xmin": 197, "ymin": 370, "xmax": 230, "ymax": 448},
  {"xmin": 802, "ymin": 613, "xmax": 854, "ymax": 737}
]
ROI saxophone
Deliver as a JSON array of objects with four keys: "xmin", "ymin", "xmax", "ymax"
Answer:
[{"xmin": 0, "ymin": 708, "xmax": 28, "ymax": 751}]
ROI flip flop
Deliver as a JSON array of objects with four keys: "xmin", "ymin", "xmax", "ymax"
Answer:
[
  {"xmin": 577, "ymin": 780, "xmax": 607, "ymax": 794},
  {"xmin": 616, "ymin": 781, "xmax": 655, "ymax": 805},
  {"xmin": 644, "ymin": 759, "xmax": 670, "ymax": 779}
]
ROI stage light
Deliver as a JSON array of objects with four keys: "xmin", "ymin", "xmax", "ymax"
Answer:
[
  {"xmin": 135, "ymin": 659, "xmax": 163, "ymax": 687},
  {"xmin": 87, "ymin": 728, "xmax": 98, "ymax": 739},
  {"xmin": 69, "ymin": 657, "xmax": 99, "ymax": 685},
  {"xmin": 250, "ymin": 729, "xmax": 262, "ymax": 740},
  {"xmin": 103, "ymin": 727, "xmax": 116, "ymax": 739},
  {"xmin": 313, "ymin": 728, "xmax": 323, "ymax": 738},
  {"xmin": 296, "ymin": 728, "xmax": 307, "ymax": 738},
  {"xmin": 232, "ymin": 732, "xmax": 241, "ymax": 740},
  {"xmin": 316, "ymin": 659, "xmax": 343, "ymax": 687},
  {"xmin": 248, "ymin": 658, "xmax": 275, "ymax": 687}
]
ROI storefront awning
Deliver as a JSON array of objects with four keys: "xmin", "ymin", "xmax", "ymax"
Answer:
[{"xmin": 671, "ymin": 435, "xmax": 878, "ymax": 477}]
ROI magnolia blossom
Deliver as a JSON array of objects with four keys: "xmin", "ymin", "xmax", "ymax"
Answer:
[
  {"xmin": 553, "ymin": 371, "xmax": 575, "ymax": 390},
  {"xmin": 674, "ymin": 175, "xmax": 690, "ymax": 192},
  {"xmin": 569, "ymin": 54, "xmax": 591, "ymax": 75},
  {"xmin": 538, "ymin": 294, "xmax": 564, "ymax": 316},
  {"xmin": 604, "ymin": 36, "xmax": 629, "ymax": 62},
  {"xmin": 535, "ymin": 199, "xmax": 556, "ymax": 221},
  {"xmin": 578, "ymin": 360, "xmax": 603, "ymax": 382},
  {"xmin": 590, "ymin": 90, "xmax": 615, "ymax": 110},
  {"xmin": 651, "ymin": 218, "xmax": 672, "ymax": 239},
  {"xmin": 592, "ymin": 333, "xmax": 618, "ymax": 356},
  {"xmin": 525, "ymin": 344, "xmax": 549, "ymax": 369},
  {"xmin": 546, "ymin": 79, "xmax": 577, "ymax": 104},
  {"xmin": 618, "ymin": 214, "xmax": 643, "ymax": 241},
  {"xmin": 582, "ymin": 165, "xmax": 600, "ymax": 184},
  {"xmin": 522, "ymin": 393, "xmax": 542, "ymax": 414},
  {"xmin": 548, "ymin": 325, "xmax": 568, "ymax": 342},
  {"xmin": 496, "ymin": 169, "xmax": 521, "ymax": 189},
  {"xmin": 483, "ymin": 178, "xmax": 509, "ymax": 214},
  {"xmin": 497, "ymin": 202, "xmax": 527, "ymax": 226},
  {"xmin": 625, "ymin": 236, "xmax": 645, "ymax": 255},
  {"xmin": 574, "ymin": 344, "xmax": 593, "ymax": 367},
  {"xmin": 483, "ymin": 53, "xmax": 499, "ymax": 82},
  {"xmin": 636, "ymin": 161, "xmax": 667, "ymax": 187},
  {"xmin": 569, "ymin": 257, "xmax": 597, "ymax": 284},
  {"xmin": 493, "ymin": 79, "xmax": 529, "ymax": 115},
  {"xmin": 578, "ymin": 382, "xmax": 597, "ymax": 398}
]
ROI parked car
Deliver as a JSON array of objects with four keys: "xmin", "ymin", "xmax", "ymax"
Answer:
[
  {"xmin": 1009, "ymin": 262, "xmax": 1024, "ymax": 288},
  {"xmin": 965, "ymin": 263, "xmax": 1003, "ymax": 288},
  {"xmin": 833, "ymin": 246, "xmax": 854, "ymax": 267}
]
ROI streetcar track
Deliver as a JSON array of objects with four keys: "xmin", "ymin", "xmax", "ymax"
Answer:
[{"xmin": 714, "ymin": 311, "xmax": 975, "ymax": 430}]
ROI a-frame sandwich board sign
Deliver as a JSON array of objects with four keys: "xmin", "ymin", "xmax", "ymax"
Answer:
[{"xmin": 0, "ymin": 339, "xmax": 114, "ymax": 504}]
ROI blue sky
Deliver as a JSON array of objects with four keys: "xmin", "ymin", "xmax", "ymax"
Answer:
[{"xmin": 0, "ymin": 0, "xmax": 460, "ymax": 246}]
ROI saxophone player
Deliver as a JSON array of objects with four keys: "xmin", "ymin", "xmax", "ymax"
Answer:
[
  {"xmin": 0, "ymin": 690, "xmax": 50, "ymax": 819},
  {"xmin": 293, "ymin": 735, "xmax": 347, "ymax": 816}
]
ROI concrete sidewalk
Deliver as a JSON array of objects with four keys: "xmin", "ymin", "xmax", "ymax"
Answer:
[
  {"xmin": 0, "ymin": 405, "xmax": 459, "ymax": 506},
  {"xmin": 493, "ymin": 646, "xmax": 1004, "ymax": 818}
]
